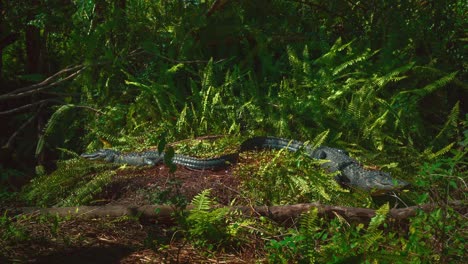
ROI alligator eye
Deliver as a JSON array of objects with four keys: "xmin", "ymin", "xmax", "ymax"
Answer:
[{"xmin": 317, "ymin": 150, "xmax": 327, "ymax": 159}]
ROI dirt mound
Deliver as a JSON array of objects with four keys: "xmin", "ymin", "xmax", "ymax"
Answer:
[{"xmin": 95, "ymin": 164, "xmax": 241, "ymax": 206}]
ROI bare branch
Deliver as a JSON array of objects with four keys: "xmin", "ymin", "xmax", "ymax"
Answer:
[
  {"xmin": 0, "ymin": 99, "xmax": 63, "ymax": 115},
  {"xmin": 72, "ymin": 104, "xmax": 105, "ymax": 115},
  {"xmin": 0, "ymin": 64, "xmax": 85, "ymax": 101},
  {"xmin": 155, "ymin": 53, "xmax": 227, "ymax": 64},
  {"xmin": 3, "ymin": 112, "xmax": 38, "ymax": 149},
  {"xmin": 4, "ymin": 64, "xmax": 83, "ymax": 95}
]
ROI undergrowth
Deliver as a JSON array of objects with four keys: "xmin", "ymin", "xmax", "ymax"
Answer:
[
  {"xmin": 236, "ymin": 149, "xmax": 351, "ymax": 206},
  {"xmin": 2, "ymin": 1, "xmax": 466, "ymax": 262},
  {"xmin": 21, "ymin": 158, "xmax": 118, "ymax": 207},
  {"xmin": 264, "ymin": 202, "xmax": 465, "ymax": 263}
]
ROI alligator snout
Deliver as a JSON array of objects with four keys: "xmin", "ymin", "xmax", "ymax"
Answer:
[
  {"xmin": 81, "ymin": 149, "xmax": 119, "ymax": 160},
  {"xmin": 365, "ymin": 171, "xmax": 410, "ymax": 195}
]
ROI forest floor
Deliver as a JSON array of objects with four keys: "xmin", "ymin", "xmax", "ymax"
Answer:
[{"xmin": 1, "ymin": 164, "xmax": 264, "ymax": 263}]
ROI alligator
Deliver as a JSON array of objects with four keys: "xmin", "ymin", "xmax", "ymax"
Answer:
[
  {"xmin": 81, "ymin": 136, "xmax": 409, "ymax": 194},
  {"xmin": 80, "ymin": 149, "xmax": 238, "ymax": 169}
]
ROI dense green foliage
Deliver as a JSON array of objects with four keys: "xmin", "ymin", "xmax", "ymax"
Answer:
[
  {"xmin": 21, "ymin": 158, "xmax": 117, "ymax": 206},
  {"xmin": 1, "ymin": 0, "xmax": 466, "ymax": 171},
  {"xmin": 1, "ymin": 0, "xmax": 466, "ymax": 262}
]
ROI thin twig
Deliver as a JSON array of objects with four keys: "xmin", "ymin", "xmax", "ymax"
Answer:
[
  {"xmin": 155, "ymin": 53, "xmax": 227, "ymax": 64},
  {"xmin": 3, "ymin": 64, "xmax": 84, "ymax": 95},
  {"xmin": 0, "ymin": 99, "xmax": 63, "ymax": 115},
  {"xmin": 72, "ymin": 105, "xmax": 105, "ymax": 115},
  {"xmin": 3, "ymin": 112, "xmax": 39, "ymax": 149},
  {"xmin": 0, "ymin": 65, "xmax": 85, "ymax": 101}
]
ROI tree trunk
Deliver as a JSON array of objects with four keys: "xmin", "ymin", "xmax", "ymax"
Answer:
[{"xmin": 25, "ymin": 25, "xmax": 44, "ymax": 74}]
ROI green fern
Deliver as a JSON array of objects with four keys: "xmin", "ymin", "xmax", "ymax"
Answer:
[
  {"xmin": 432, "ymin": 102, "xmax": 460, "ymax": 145},
  {"xmin": 361, "ymin": 203, "xmax": 389, "ymax": 251},
  {"xmin": 373, "ymin": 62, "xmax": 414, "ymax": 88},
  {"xmin": 191, "ymin": 189, "xmax": 214, "ymax": 211},
  {"xmin": 299, "ymin": 208, "xmax": 321, "ymax": 262},
  {"xmin": 176, "ymin": 104, "xmax": 189, "ymax": 133},
  {"xmin": 58, "ymin": 170, "xmax": 116, "ymax": 206},
  {"xmin": 21, "ymin": 158, "xmax": 116, "ymax": 206},
  {"xmin": 310, "ymin": 129, "xmax": 329, "ymax": 148},
  {"xmin": 287, "ymin": 45, "xmax": 303, "ymax": 80},
  {"xmin": 332, "ymin": 49, "xmax": 379, "ymax": 76},
  {"xmin": 368, "ymin": 203, "xmax": 389, "ymax": 233},
  {"xmin": 35, "ymin": 104, "xmax": 75, "ymax": 156},
  {"xmin": 238, "ymin": 149, "xmax": 348, "ymax": 205},
  {"xmin": 302, "ymin": 45, "xmax": 312, "ymax": 82},
  {"xmin": 424, "ymin": 142, "xmax": 456, "ymax": 160},
  {"xmin": 186, "ymin": 189, "xmax": 232, "ymax": 249},
  {"xmin": 401, "ymin": 71, "xmax": 458, "ymax": 98},
  {"xmin": 316, "ymin": 37, "xmax": 354, "ymax": 65}
]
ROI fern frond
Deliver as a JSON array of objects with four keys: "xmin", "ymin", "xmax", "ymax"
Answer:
[
  {"xmin": 368, "ymin": 203, "xmax": 389, "ymax": 232},
  {"xmin": 22, "ymin": 158, "xmax": 116, "ymax": 206},
  {"xmin": 299, "ymin": 208, "xmax": 320, "ymax": 235},
  {"xmin": 288, "ymin": 175, "xmax": 311, "ymax": 195},
  {"xmin": 202, "ymin": 58, "xmax": 215, "ymax": 88},
  {"xmin": 59, "ymin": 170, "xmax": 116, "ymax": 206},
  {"xmin": 191, "ymin": 189, "xmax": 214, "ymax": 211},
  {"xmin": 432, "ymin": 102, "xmax": 460, "ymax": 144},
  {"xmin": 315, "ymin": 38, "xmax": 354, "ymax": 64},
  {"xmin": 36, "ymin": 104, "xmax": 75, "ymax": 156},
  {"xmin": 403, "ymin": 71, "xmax": 458, "ymax": 98},
  {"xmin": 332, "ymin": 49, "xmax": 378, "ymax": 76},
  {"xmin": 56, "ymin": 147, "xmax": 81, "ymax": 158},
  {"xmin": 302, "ymin": 45, "xmax": 312, "ymax": 78},
  {"xmin": 311, "ymin": 129, "xmax": 330, "ymax": 148},
  {"xmin": 176, "ymin": 104, "xmax": 188, "ymax": 133},
  {"xmin": 427, "ymin": 142, "xmax": 455, "ymax": 160},
  {"xmin": 364, "ymin": 110, "xmax": 389, "ymax": 139},
  {"xmin": 373, "ymin": 62, "xmax": 414, "ymax": 88},
  {"xmin": 287, "ymin": 45, "xmax": 302, "ymax": 78},
  {"xmin": 93, "ymin": 130, "xmax": 127, "ymax": 146},
  {"xmin": 363, "ymin": 230, "xmax": 383, "ymax": 250}
]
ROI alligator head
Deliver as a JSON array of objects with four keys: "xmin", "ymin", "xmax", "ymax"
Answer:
[
  {"xmin": 81, "ymin": 149, "xmax": 120, "ymax": 163},
  {"xmin": 81, "ymin": 149, "xmax": 161, "ymax": 166},
  {"xmin": 312, "ymin": 147, "xmax": 409, "ymax": 194},
  {"xmin": 339, "ymin": 165, "xmax": 410, "ymax": 195},
  {"xmin": 363, "ymin": 170, "xmax": 409, "ymax": 194}
]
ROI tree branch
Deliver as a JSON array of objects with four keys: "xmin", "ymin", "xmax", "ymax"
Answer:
[
  {"xmin": 2, "ymin": 111, "xmax": 39, "ymax": 149},
  {"xmin": 72, "ymin": 104, "xmax": 105, "ymax": 115},
  {"xmin": 0, "ymin": 64, "xmax": 85, "ymax": 101},
  {"xmin": 155, "ymin": 53, "xmax": 227, "ymax": 64},
  {"xmin": 9, "ymin": 201, "xmax": 466, "ymax": 225},
  {"xmin": 0, "ymin": 99, "xmax": 63, "ymax": 115}
]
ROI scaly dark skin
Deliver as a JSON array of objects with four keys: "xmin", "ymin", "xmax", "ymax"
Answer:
[
  {"xmin": 240, "ymin": 137, "xmax": 409, "ymax": 193},
  {"xmin": 81, "ymin": 136, "xmax": 409, "ymax": 194},
  {"xmin": 80, "ymin": 149, "xmax": 238, "ymax": 169}
]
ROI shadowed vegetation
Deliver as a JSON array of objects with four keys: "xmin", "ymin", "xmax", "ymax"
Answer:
[{"xmin": 1, "ymin": 0, "xmax": 466, "ymax": 262}]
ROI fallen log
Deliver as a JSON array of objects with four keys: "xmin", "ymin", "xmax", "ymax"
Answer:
[{"xmin": 7, "ymin": 201, "xmax": 465, "ymax": 225}]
